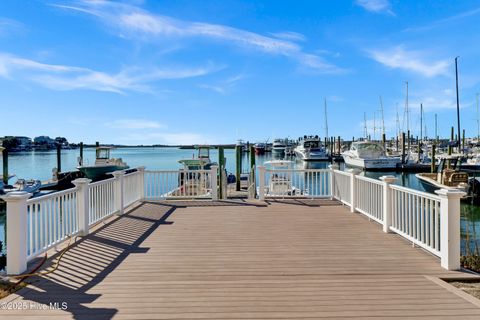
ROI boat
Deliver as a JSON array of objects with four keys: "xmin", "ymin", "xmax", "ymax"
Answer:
[
  {"xmin": 416, "ymin": 156, "xmax": 470, "ymax": 197},
  {"xmin": 260, "ymin": 160, "xmax": 299, "ymax": 197},
  {"xmin": 0, "ymin": 178, "xmax": 42, "ymax": 195},
  {"xmin": 178, "ymin": 146, "xmax": 215, "ymax": 170},
  {"xmin": 272, "ymin": 139, "xmax": 286, "ymax": 158},
  {"xmin": 77, "ymin": 147, "xmax": 129, "ymax": 180},
  {"xmin": 254, "ymin": 143, "xmax": 266, "ymax": 155},
  {"xmin": 294, "ymin": 135, "xmax": 329, "ymax": 161},
  {"xmin": 342, "ymin": 140, "xmax": 401, "ymax": 170}
]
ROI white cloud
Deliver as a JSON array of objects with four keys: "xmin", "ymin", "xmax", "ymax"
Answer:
[
  {"xmin": 106, "ymin": 119, "xmax": 165, "ymax": 129},
  {"xmin": 356, "ymin": 0, "xmax": 394, "ymax": 15},
  {"xmin": 404, "ymin": 7, "xmax": 480, "ymax": 32},
  {"xmin": 55, "ymin": 1, "xmax": 345, "ymax": 74},
  {"xmin": 270, "ymin": 31, "xmax": 306, "ymax": 42},
  {"xmin": 199, "ymin": 73, "xmax": 246, "ymax": 94},
  {"xmin": 0, "ymin": 52, "xmax": 218, "ymax": 93},
  {"xmin": 368, "ymin": 46, "xmax": 449, "ymax": 77}
]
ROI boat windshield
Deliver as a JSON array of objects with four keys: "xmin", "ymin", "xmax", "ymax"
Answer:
[
  {"xmin": 198, "ymin": 147, "xmax": 210, "ymax": 159},
  {"xmin": 96, "ymin": 148, "xmax": 111, "ymax": 159},
  {"xmin": 354, "ymin": 143, "xmax": 385, "ymax": 158},
  {"xmin": 304, "ymin": 141, "xmax": 319, "ymax": 148}
]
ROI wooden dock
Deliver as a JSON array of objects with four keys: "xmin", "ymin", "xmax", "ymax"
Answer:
[{"xmin": 1, "ymin": 199, "xmax": 480, "ymax": 319}]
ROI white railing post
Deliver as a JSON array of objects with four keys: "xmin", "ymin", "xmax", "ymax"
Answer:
[
  {"xmin": 435, "ymin": 189, "xmax": 465, "ymax": 270},
  {"xmin": 328, "ymin": 164, "xmax": 339, "ymax": 199},
  {"xmin": 210, "ymin": 165, "xmax": 218, "ymax": 201},
  {"xmin": 258, "ymin": 166, "xmax": 266, "ymax": 200},
  {"xmin": 2, "ymin": 191, "xmax": 31, "ymax": 275},
  {"xmin": 73, "ymin": 178, "xmax": 91, "ymax": 236},
  {"xmin": 380, "ymin": 175, "xmax": 397, "ymax": 233},
  {"xmin": 113, "ymin": 170, "xmax": 125, "ymax": 215},
  {"xmin": 137, "ymin": 166, "xmax": 145, "ymax": 201},
  {"xmin": 347, "ymin": 168, "xmax": 361, "ymax": 213}
]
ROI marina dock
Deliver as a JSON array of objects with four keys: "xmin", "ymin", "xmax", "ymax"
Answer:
[{"xmin": 1, "ymin": 199, "xmax": 480, "ymax": 319}]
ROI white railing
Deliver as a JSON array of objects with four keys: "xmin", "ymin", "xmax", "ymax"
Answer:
[
  {"xmin": 258, "ymin": 167, "xmax": 330, "ymax": 199},
  {"xmin": 330, "ymin": 169, "xmax": 464, "ymax": 271},
  {"xmin": 332, "ymin": 170, "xmax": 351, "ymax": 205},
  {"xmin": 354, "ymin": 175, "xmax": 384, "ymax": 223},
  {"xmin": 123, "ymin": 170, "xmax": 143, "ymax": 207},
  {"xmin": 390, "ymin": 184, "xmax": 441, "ymax": 256},
  {"xmin": 144, "ymin": 166, "xmax": 218, "ymax": 200},
  {"xmin": 89, "ymin": 178, "xmax": 116, "ymax": 225},
  {"xmin": 26, "ymin": 188, "xmax": 78, "ymax": 261}
]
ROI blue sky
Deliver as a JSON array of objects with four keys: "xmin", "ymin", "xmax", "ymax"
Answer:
[{"xmin": 0, "ymin": 0, "xmax": 479, "ymax": 145}]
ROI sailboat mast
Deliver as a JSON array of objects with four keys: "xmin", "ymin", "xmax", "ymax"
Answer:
[
  {"xmin": 455, "ymin": 57, "xmax": 461, "ymax": 151},
  {"xmin": 396, "ymin": 103, "xmax": 400, "ymax": 138},
  {"xmin": 379, "ymin": 96, "xmax": 385, "ymax": 135},
  {"xmin": 373, "ymin": 113, "xmax": 376, "ymax": 141},
  {"xmin": 364, "ymin": 112, "xmax": 367, "ymax": 139},
  {"xmin": 405, "ymin": 81, "xmax": 409, "ymax": 135},
  {"xmin": 324, "ymin": 98, "xmax": 329, "ymax": 139},
  {"xmin": 477, "ymin": 93, "xmax": 479, "ymax": 141},
  {"xmin": 420, "ymin": 103, "xmax": 423, "ymax": 141},
  {"xmin": 435, "ymin": 114, "xmax": 438, "ymax": 140}
]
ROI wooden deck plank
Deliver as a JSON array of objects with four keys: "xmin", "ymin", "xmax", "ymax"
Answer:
[{"xmin": 1, "ymin": 200, "xmax": 480, "ymax": 319}]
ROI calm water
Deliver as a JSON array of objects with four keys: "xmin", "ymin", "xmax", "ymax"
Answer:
[{"xmin": 1, "ymin": 148, "xmax": 479, "ymax": 256}]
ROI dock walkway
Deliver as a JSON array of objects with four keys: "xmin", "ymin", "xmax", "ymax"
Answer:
[{"xmin": 1, "ymin": 199, "xmax": 480, "ymax": 319}]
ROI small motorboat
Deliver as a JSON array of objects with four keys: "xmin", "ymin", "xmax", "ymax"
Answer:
[
  {"xmin": 260, "ymin": 160, "xmax": 299, "ymax": 197},
  {"xmin": 416, "ymin": 156, "xmax": 470, "ymax": 198},
  {"xmin": 77, "ymin": 146, "xmax": 129, "ymax": 181},
  {"xmin": 178, "ymin": 146, "xmax": 216, "ymax": 170},
  {"xmin": 0, "ymin": 178, "xmax": 42, "ymax": 195}
]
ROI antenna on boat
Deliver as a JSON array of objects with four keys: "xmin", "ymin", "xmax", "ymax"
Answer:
[
  {"xmin": 324, "ymin": 97, "xmax": 329, "ymax": 140},
  {"xmin": 455, "ymin": 57, "xmax": 461, "ymax": 152}
]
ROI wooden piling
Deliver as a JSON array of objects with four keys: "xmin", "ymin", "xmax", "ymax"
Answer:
[
  {"xmin": 79, "ymin": 142, "xmax": 84, "ymax": 166},
  {"xmin": 235, "ymin": 145, "xmax": 241, "ymax": 191},
  {"xmin": 401, "ymin": 132, "xmax": 406, "ymax": 164},
  {"xmin": 218, "ymin": 147, "xmax": 225, "ymax": 199},
  {"xmin": 462, "ymin": 129, "xmax": 465, "ymax": 154},
  {"xmin": 56, "ymin": 144, "xmax": 62, "ymax": 173},
  {"xmin": 2, "ymin": 148, "xmax": 8, "ymax": 184},
  {"xmin": 337, "ymin": 136, "xmax": 341, "ymax": 155},
  {"xmin": 431, "ymin": 145, "xmax": 436, "ymax": 173}
]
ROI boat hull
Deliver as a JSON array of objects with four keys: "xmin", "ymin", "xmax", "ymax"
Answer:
[
  {"xmin": 78, "ymin": 165, "xmax": 129, "ymax": 180},
  {"xmin": 294, "ymin": 149, "xmax": 329, "ymax": 161},
  {"xmin": 343, "ymin": 156, "xmax": 400, "ymax": 170}
]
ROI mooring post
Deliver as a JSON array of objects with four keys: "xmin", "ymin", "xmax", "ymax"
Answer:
[
  {"xmin": 79, "ymin": 142, "xmax": 84, "ymax": 166},
  {"xmin": 380, "ymin": 175, "xmax": 397, "ymax": 233},
  {"xmin": 249, "ymin": 145, "xmax": 256, "ymax": 198},
  {"xmin": 401, "ymin": 132, "xmax": 406, "ymax": 164},
  {"xmin": 210, "ymin": 165, "xmax": 218, "ymax": 201},
  {"xmin": 218, "ymin": 147, "xmax": 225, "ymax": 199},
  {"xmin": 462, "ymin": 129, "xmax": 465, "ymax": 154},
  {"xmin": 2, "ymin": 148, "xmax": 8, "ymax": 184},
  {"xmin": 235, "ymin": 145, "xmax": 241, "ymax": 191},
  {"xmin": 56, "ymin": 144, "xmax": 62, "ymax": 173},
  {"xmin": 431, "ymin": 145, "xmax": 436, "ymax": 173},
  {"xmin": 2, "ymin": 191, "xmax": 31, "ymax": 275},
  {"xmin": 435, "ymin": 189, "xmax": 464, "ymax": 270},
  {"xmin": 407, "ymin": 130, "xmax": 410, "ymax": 156},
  {"xmin": 73, "ymin": 178, "xmax": 91, "ymax": 236}
]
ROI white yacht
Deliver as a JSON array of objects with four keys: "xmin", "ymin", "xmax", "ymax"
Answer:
[
  {"xmin": 294, "ymin": 135, "xmax": 329, "ymax": 161},
  {"xmin": 272, "ymin": 138, "xmax": 286, "ymax": 157},
  {"xmin": 342, "ymin": 141, "xmax": 401, "ymax": 170}
]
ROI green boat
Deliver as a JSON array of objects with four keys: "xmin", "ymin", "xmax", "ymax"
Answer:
[
  {"xmin": 178, "ymin": 146, "xmax": 216, "ymax": 170},
  {"xmin": 77, "ymin": 147, "xmax": 129, "ymax": 181}
]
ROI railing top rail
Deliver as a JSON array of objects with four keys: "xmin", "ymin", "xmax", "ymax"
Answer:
[
  {"xmin": 145, "ymin": 169, "xmax": 211, "ymax": 174},
  {"xmin": 26, "ymin": 186, "xmax": 78, "ymax": 204},
  {"xmin": 355, "ymin": 175, "xmax": 384, "ymax": 185},
  {"xmin": 333, "ymin": 169, "xmax": 352, "ymax": 177},
  {"xmin": 89, "ymin": 177, "xmax": 115, "ymax": 187},
  {"xmin": 264, "ymin": 168, "xmax": 330, "ymax": 173},
  {"xmin": 123, "ymin": 171, "xmax": 140, "ymax": 178},
  {"xmin": 390, "ymin": 183, "xmax": 441, "ymax": 201}
]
